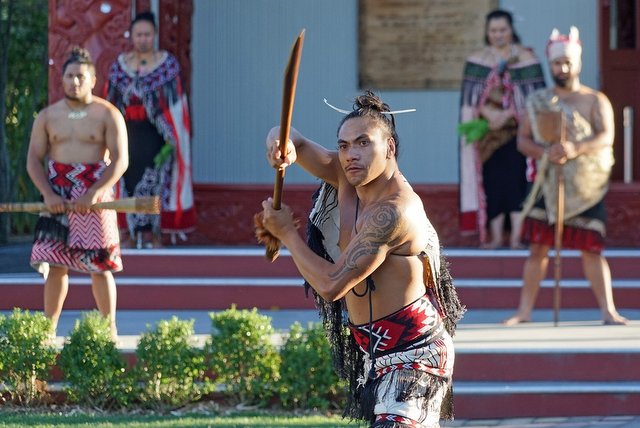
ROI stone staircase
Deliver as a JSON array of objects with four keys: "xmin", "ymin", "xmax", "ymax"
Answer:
[
  {"xmin": 1, "ymin": 245, "xmax": 639, "ymax": 418},
  {"xmin": 3, "ymin": 247, "xmax": 639, "ymax": 311}
]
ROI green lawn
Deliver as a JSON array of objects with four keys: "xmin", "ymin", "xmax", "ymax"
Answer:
[{"xmin": 0, "ymin": 412, "xmax": 367, "ymax": 427}]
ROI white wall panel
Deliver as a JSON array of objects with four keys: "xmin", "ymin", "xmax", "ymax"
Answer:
[{"xmin": 192, "ymin": 0, "xmax": 598, "ymax": 184}]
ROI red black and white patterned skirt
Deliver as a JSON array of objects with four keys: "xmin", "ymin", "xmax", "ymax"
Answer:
[
  {"xmin": 522, "ymin": 196, "xmax": 607, "ymax": 254},
  {"xmin": 349, "ymin": 293, "xmax": 454, "ymax": 427},
  {"xmin": 30, "ymin": 160, "xmax": 123, "ymax": 274}
]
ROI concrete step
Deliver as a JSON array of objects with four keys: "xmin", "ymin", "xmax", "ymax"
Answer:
[
  {"xmin": 4, "ymin": 247, "xmax": 634, "ymax": 278},
  {"xmin": 2, "ymin": 273, "xmax": 638, "ymax": 310},
  {"xmin": 456, "ymin": 278, "xmax": 640, "ymax": 309},
  {"xmin": 0, "ymin": 274, "xmax": 313, "ymax": 310},
  {"xmin": 32, "ymin": 378, "xmax": 640, "ymax": 419},
  {"xmin": 112, "ymin": 248, "xmax": 640, "ymax": 280},
  {"xmin": 451, "ymin": 315, "xmax": 640, "ymax": 417},
  {"xmin": 453, "ymin": 382, "xmax": 640, "ymax": 419},
  {"xmin": 4, "ymin": 245, "xmax": 640, "ymax": 279},
  {"xmin": 445, "ymin": 248, "xmax": 640, "ymax": 280},
  {"xmin": 454, "ymin": 320, "xmax": 640, "ymax": 382}
]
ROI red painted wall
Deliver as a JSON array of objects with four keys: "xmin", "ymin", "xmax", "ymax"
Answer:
[{"xmin": 189, "ymin": 183, "xmax": 640, "ymax": 248}]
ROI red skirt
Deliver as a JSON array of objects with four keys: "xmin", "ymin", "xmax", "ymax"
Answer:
[
  {"xmin": 521, "ymin": 196, "xmax": 606, "ymax": 254},
  {"xmin": 30, "ymin": 160, "xmax": 122, "ymax": 274}
]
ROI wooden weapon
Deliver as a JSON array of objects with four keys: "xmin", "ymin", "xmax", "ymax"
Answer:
[
  {"xmin": 553, "ymin": 114, "xmax": 566, "ymax": 327},
  {"xmin": 261, "ymin": 29, "xmax": 305, "ymax": 261},
  {"xmin": 0, "ymin": 196, "xmax": 160, "ymax": 214},
  {"xmin": 536, "ymin": 110, "xmax": 565, "ymax": 326}
]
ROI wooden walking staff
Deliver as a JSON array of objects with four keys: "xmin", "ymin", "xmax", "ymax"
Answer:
[
  {"xmin": 536, "ymin": 110, "xmax": 566, "ymax": 326},
  {"xmin": 553, "ymin": 113, "xmax": 566, "ymax": 327},
  {"xmin": 264, "ymin": 29, "xmax": 305, "ymax": 261}
]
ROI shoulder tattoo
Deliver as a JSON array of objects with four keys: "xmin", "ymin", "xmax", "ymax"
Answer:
[{"xmin": 329, "ymin": 202, "xmax": 400, "ymax": 279}]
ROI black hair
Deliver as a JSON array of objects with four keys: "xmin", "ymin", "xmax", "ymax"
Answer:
[
  {"xmin": 131, "ymin": 11, "xmax": 156, "ymax": 31},
  {"xmin": 62, "ymin": 46, "xmax": 95, "ymax": 74},
  {"xmin": 337, "ymin": 90, "xmax": 400, "ymax": 158},
  {"xmin": 484, "ymin": 9, "xmax": 521, "ymax": 45}
]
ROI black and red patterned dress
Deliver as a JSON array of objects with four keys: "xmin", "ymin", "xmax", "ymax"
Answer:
[{"xmin": 106, "ymin": 51, "xmax": 196, "ymax": 237}]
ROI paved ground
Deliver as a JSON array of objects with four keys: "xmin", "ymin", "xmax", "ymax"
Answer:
[
  {"xmin": 0, "ymin": 242, "xmax": 31, "ymax": 273},
  {"xmin": 24, "ymin": 307, "xmax": 639, "ymax": 350}
]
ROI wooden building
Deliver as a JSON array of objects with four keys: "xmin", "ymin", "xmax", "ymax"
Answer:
[{"xmin": 47, "ymin": 0, "xmax": 640, "ymax": 246}]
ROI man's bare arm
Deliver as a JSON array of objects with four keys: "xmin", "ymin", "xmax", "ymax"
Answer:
[
  {"xmin": 575, "ymin": 92, "xmax": 615, "ymax": 155},
  {"xmin": 265, "ymin": 200, "xmax": 402, "ymax": 302},
  {"xmin": 26, "ymin": 110, "xmax": 65, "ymax": 213}
]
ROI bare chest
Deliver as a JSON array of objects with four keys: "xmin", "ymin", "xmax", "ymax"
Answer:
[
  {"xmin": 47, "ymin": 114, "xmax": 106, "ymax": 146},
  {"xmin": 558, "ymin": 93, "xmax": 596, "ymax": 122},
  {"xmin": 336, "ymin": 187, "xmax": 357, "ymax": 251}
]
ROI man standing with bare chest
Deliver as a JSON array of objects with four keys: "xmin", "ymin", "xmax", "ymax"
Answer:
[
  {"xmin": 505, "ymin": 27, "xmax": 627, "ymax": 326},
  {"xmin": 26, "ymin": 47, "xmax": 128, "ymax": 340},
  {"xmin": 260, "ymin": 92, "xmax": 464, "ymax": 427}
]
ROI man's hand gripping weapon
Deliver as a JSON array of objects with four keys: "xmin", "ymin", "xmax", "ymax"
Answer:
[{"xmin": 254, "ymin": 29, "xmax": 305, "ymax": 261}]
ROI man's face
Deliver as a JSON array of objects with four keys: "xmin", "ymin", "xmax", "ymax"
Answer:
[
  {"xmin": 62, "ymin": 63, "xmax": 95, "ymax": 101},
  {"xmin": 550, "ymin": 56, "xmax": 580, "ymax": 88},
  {"xmin": 131, "ymin": 20, "xmax": 155, "ymax": 54},
  {"xmin": 337, "ymin": 116, "xmax": 393, "ymax": 187},
  {"xmin": 486, "ymin": 17, "xmax": 513, "ymax": 48}
]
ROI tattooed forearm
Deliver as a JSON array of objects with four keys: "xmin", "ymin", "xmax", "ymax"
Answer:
[
  {"xmin": 329, "ymin": 241, "xmax": 374, "ymax": 279},
  {"xmin": 329, "ymin": 202, "xmax": 400, "ymax": 280}
]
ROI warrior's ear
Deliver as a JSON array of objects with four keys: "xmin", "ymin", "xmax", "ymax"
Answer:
[
  {"xmin": 549, "ymin": 28, "xmax": 560, "ymax": 40},
  {"xmin": 569, "ymin": 26, "xmax": 579, "ymax": 41},
  {"xmin": 386, "ymin": 137, "xmax": 396, "ymax": 159}
]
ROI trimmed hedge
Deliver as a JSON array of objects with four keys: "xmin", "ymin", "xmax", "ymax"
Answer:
[
  {"xmin": 59, "ymin": 311, "xmax": 133, "ymax": 409},
  {"xmin": 0, "ymin": 308, "xmax": 57, "ymax": 405},
  {"xmin": 0, "ymin": 308, "xmax": 344, "ymax": 412}
]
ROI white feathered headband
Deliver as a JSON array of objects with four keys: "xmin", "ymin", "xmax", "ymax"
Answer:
[{"xmin": 546, "ymin": 26, "xmax": 582, "ymax": 63}]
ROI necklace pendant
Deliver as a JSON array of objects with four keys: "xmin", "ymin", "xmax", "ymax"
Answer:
[{"xmin": 68, "ymin": 110, "xmax": 87, "ymax": 120}]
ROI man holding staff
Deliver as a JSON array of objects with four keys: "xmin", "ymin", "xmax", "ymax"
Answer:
[
  {"xmin": 504, "ymin": 27, "xmax": 627, "ymax": 326},
  {"xmin": 26, "ymin": 47, "xmax": 128, "ymax": 339},
  {"xmin": 259, "ymin": 91, "xmax": 463, "ymax": 427}
]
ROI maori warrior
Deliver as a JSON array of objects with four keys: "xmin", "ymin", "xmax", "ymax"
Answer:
[{"xmin": 259, "ymin": 88, "xmax": 465, "ymax": 426}]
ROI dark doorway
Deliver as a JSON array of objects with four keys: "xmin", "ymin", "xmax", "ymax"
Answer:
[{"xmin": 600, "ymin": 0, "xmax": 640, "ymax": 182}]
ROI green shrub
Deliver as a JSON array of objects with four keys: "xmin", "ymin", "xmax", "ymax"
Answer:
[
  {"xmin": 58, "ymin": 311, "xmax": 133, "ymax": 409},
  {"xmin": 278, "ymin": 322, "xmax": 345, "ymax": 410},
  {"xmin": 135, "ymin": 316, "xmax": 206, "ymax": 410},
  {"xmin": 0, "ymin": 308, "xmax": 57, "ymax": 405},
  {"xmin": 0, "ymin": 313, "xmax": 5, "ymax": 373},
  {"xmin": 207, "ymin": 307, "xmax": 280, "ymax": 406}
]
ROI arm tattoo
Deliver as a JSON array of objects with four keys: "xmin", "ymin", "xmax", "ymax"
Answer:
[{"xmin": 329, "ymin": 202, "xmax": 400, "ymax": 279}]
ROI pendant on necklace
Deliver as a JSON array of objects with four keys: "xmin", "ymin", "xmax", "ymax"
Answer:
[{"xmin": 68, "ymin": 110, "xmax": 87, "ymax": 120}]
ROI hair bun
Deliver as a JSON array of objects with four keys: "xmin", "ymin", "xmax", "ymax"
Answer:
[
  {"xmin": 69, "ymin": 46, "xmax": 92, "ymax": 62},
  {"xmin": 353, "ymin": 90, "xmax": 391, "ymax": 113}
]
